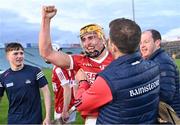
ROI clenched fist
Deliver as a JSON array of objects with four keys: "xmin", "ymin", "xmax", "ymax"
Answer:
[{"xmin": 42, "ymin": 5, "xmax": 57, "ymax": 19}]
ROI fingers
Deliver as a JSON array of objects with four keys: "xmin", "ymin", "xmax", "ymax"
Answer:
[
  {"xmin": 43, "ymin": 5, "xmax": 57, "ymax": 12},
  {"xmin": 61, "ymin": 113, "xmax": 70, "ymax": 123},
  {"xmin": 62, "ymin": 117, "xmax": 69, "ymax": 123}
]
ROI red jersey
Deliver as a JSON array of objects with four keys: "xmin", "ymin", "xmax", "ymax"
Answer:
[
  {"xmin": 70, "ymin": 51, "xmax": 113, "ymax": 84},
  {"xmin": 52, "ymin": 66, "xmax": 75, "ymax": 113},
  {"xmin": 70, "ymin": 51, "xmax": 113, "ymax": 117}
]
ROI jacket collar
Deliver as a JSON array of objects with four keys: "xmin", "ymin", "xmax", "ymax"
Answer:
[
  {"xmin": 113, "ymin": 52, "xmax": 142, "ymax": 66},
  {"xmin": 149, "ymin": 48, "xmax": 165, "ymax": 60}
]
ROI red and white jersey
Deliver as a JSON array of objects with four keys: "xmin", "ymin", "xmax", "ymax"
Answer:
[
  {"xmin": 52, "ymin": 66, "xmax": 75, "ymax": 113},
  {"xmin": 69, "ymin": 51, "xmax": 113, "ymax": 118},
  {"xmin": 70, "ymin": 51, "xmax": 113, "ymax": 84}
]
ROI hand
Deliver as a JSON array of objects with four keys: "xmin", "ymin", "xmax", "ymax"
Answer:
[
  {"xmin": 42, "ymin": 117, "xmax": 51, "ymax": 125},
  {"xmin": 75, "ymin": 69, "xmax": 87, "ymax": 82},
  {"xmin": 42, "ymin": 5, "xmax": 57, "ymax": 19},
  {"xmin": 61, "ymin": 111, "xmax": 70, "ymax": 123}
]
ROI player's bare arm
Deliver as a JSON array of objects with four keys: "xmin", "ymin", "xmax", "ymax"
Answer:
[
  {"xmin": 41, "ymin": 84, "xmax": 51, "ymax": 124},
  {"xmin": 61, "ymin": 84, "xmax": 71, "ymax": 122},
  {"xmin": 39, "ymin": 5, "xmax": 71, "ymax": 69}
]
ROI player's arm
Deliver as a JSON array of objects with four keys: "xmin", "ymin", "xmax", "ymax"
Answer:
[
  {"xmin": 56, "ymin": 68, "xmax": 72, "ymax": 121},
  {"xmin": 72, "ymin": 81, "xmax": 79, "ymax": 97},
  {"xmin": 75, "ymin": 76, "xmax": 113, "ymax": 112},
  {"xmin": 36, "ymin": 69, "xmax": 51, "ymax": 124},
  {"xmin": 40, "ymin": 84, "xmax": 51, "ymax": 124},
  {"xmin": 39, "ymin": 5, "xmax": 71, "ymax": 68},
  {"xmin": 69, "ymin": 70, "xmax": 78, "ymax": 97},
  {"xmin": 61, "ymin": 83, "xmax": 71, "ymax": 122}
]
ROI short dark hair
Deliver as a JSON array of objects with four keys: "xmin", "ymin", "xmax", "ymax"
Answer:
[
  {"xmin": 109, "ymin": 18, "xmax": 141, "ymax": 54},
  {"xmin": 145, "ymin": 29, "xmax": 161, "ymax": 41},
  {"xmin": 5, "ymin": 42, "xmax": 24, "ymax": 53}
]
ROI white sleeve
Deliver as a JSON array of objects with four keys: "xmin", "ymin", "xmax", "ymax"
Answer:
[{"xmin": 55, "ymin": 67, "xmax": 70, "ymax": 86}]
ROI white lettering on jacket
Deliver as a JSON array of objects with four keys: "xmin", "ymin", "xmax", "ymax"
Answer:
[{"xmin": 129, "ymin": 79, "xmax": 159, "ymax": 97}]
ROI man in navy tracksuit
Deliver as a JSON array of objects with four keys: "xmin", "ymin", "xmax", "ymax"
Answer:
[
  {"xmin": 75, "ymin": 18, "xmax": 160, "ymax": 124},
  {"xmin": 140, "ymin": 29, "xmax": 180, "ymax": 117},
  {"xmin": 0, "ymin": 42, "xmax": 51, "ymax": 124}
]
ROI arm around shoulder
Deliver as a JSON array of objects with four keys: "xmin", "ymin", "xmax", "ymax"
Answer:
[{"xmin": 76, "ymin": 76, "xmax": 113, "ymax": 111}]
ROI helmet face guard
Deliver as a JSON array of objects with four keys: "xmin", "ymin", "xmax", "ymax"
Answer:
[
  {"xmin": 80, "ymin": 24, "xmax": 106, "ymax": 58},
  {"xmin": 84, "ymin": 45, "xmax": 105, "ymax": 58}
]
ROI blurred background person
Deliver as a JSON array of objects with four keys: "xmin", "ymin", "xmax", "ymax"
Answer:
[{"xmin": 45, "ymin": 44, "xmax": 76, "ymax": 123}]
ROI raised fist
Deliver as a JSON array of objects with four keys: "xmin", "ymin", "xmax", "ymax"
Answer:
[{"xmin": 42, "ymin": 5, "xmax": 57, "ymax": 19}]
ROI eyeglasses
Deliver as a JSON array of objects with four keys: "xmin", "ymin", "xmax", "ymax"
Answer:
[{"xmin": 80, "ymin": 24, "xmax": 104, "ymax": 37}]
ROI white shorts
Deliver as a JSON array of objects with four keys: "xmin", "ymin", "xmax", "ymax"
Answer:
[
  {"xmin": 54, "ymin": 111, "xmax": 77, "ymax": 123},
  {"xmin": 85, "ymin": 116, "xmax": 97, "ymax": 125}
]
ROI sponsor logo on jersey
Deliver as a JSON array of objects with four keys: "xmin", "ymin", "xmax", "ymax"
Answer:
[
  {"xmin": 82, "ymin": 63, "xmax": 93, "ymax": 67},
  {"xmin": 82, "ymin": 63, "xmax": 106, "ymax": 70},
  {"xmin": 6, "ymin": 82, "xmax": 14, "ymax": 88},
  {"xmin": 25, "ymin": 79, "xmax": 31, "ymax": 84},
  {"xmin": 85, "ymin": 71, "xmax": 97, "ymax": 84}
]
